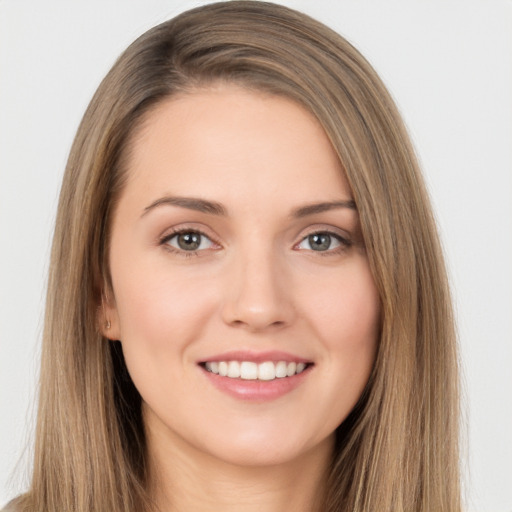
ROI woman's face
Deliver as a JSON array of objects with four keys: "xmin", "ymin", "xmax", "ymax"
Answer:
[{"xmin": 105, "ymin": 85, "xmax": 380, "ymax": 468}]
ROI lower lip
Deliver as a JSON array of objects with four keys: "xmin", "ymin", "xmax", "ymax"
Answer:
[{"xmin": 200, "ymin": 366, "xmax": 312, "ymax": 401}]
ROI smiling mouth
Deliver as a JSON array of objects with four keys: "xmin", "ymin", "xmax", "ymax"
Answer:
[{"xmin": 200, "ymin": 360, "xmax": 313, "ymax": 381}]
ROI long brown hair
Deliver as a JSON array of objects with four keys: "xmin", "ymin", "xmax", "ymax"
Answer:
[{"xmin": 13, "ymin": 2, "xmax": 460, "ymax": 511}]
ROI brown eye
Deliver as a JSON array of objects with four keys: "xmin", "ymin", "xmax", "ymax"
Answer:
[
  {"xmin": 165, "ymin": 231, "xmax": 215, "ymax": 252},
  {"xmin": 177, "ymin": 232, "xmax": 201, "ymax": 250}
]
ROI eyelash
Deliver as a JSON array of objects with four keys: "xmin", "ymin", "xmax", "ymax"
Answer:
[
  {"xmin": 295, "ymin": 230, "xmax": 352, "ymax": 256},
  {"xmin": 159, "ymin": 228, "xmax": 219, "ymax": 258},
  {"xmin": 159, "ymin": 228, "xmax": 352, "ymax": 257}
]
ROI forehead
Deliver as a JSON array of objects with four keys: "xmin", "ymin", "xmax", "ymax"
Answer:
[{"xmin": 120, "ymin": 84, "xmax": 351, "ymax": 210}]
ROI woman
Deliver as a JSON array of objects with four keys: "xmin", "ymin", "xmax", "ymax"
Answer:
[{"xmin": 5, "ymin": 1, "xmax": 460, "ymax": 511}]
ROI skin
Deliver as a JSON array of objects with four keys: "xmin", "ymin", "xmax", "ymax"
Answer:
[{"xmin": 103, "ymin": 85, "xmax": 380, "ymax": 512}]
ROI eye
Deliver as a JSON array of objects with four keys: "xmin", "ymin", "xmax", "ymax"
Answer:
[
  {"xmin": 163, "ymin": 230, "xmax": 216, "ymax": 252},
  {"xmin": 296, "ymin": 232, "xmax": 348, "ymax": 252}
]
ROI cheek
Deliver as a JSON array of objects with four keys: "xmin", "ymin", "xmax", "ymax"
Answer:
[
  {"xmin": 306, "ymin": 262, "xmax": 380, "ymax": 347},
  {"xmin": 303, "ymin": 262, "xmax": 380, "ymax": 397},
  {"xmin": 110, "ymin": 256, "xmax": 219, "ymax": 352},
  {"xmin": 109, "ymin": 262, "xmax": 221, "ymax": 409}
]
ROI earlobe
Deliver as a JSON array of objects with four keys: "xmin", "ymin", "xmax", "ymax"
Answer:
[{"xmin": 99, "ymin": 292, "xmax": 121, "ymax": 340}]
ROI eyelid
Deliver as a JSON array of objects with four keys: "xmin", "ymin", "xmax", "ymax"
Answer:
[
  {"xmin": 296, "ymin": 224, "xmax": 352, "ymax": 242},
  {"xmin": 293, "ymin": 225, "xmax": 353, "ymax": 253},
  {"xmin": 158, "ymin": 224, "xmax": 222, "ymax": 255},
  {"xmin": 157, "ymin": 222, "xmax": 219, "ymax": 242},
  {"xmin": 156, "ymin": 223, "xmax": 354, "ymax": 256}
]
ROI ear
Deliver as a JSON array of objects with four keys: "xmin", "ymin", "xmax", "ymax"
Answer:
[{"xmin": 98, "ymin": 290, "xmax": 121, "ymax": 341}]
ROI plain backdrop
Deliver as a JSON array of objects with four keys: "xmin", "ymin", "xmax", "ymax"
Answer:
[{"xmin": 1, "ymin": 1, "xmax": 511, "ymax": 510}]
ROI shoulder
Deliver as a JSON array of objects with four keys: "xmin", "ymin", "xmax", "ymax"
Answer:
[{"xmin": 1, "ymin": 496, "xmax": 24, "ymax": 512}]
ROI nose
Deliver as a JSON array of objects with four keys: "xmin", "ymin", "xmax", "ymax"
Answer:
[{"xmin": 221, "ymin": 246, "xmax": 295, "ymax": 332}]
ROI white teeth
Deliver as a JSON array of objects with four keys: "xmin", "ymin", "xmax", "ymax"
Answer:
[
  {"xmin": 204, "ymin": 360, "xmax": 309, "ymax": 380},
  {"xmin": 240, "ymin": 361, "xmax": 258, "ymax": 380},
  {"xmin": 258, "ymin": 361, "xmax": 276, "ymax": 381},
  {"xmin": 218, "ymin": 361, "xmax": 228, "ymax": 377},
  {"xmin": 286, "ymin": 362, "xmax": 297, "ymax": 376},
  {"xmin": 227, "ymin": 361, "xmax": 240, "ymax": 378},
  {"xmin": 275, "ymin": 361, "xmax": 288, "ymax": 378}
]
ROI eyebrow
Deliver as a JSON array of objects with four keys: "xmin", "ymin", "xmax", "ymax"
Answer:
[
  {"xmin": 291, "ymin": 200, "xmax": 357, "ymax": 218},
  {"xmin": 141, "ymin": 196, "xmax": 356, "ymax": 218},
  {"xmin": 142, "ymin": 196, "xmax": 227, "ymax": 217}
]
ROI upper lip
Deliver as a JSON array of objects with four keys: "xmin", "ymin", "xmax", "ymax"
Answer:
[{"xmin": 198, "ymin": 350, "xmax": 313, "ymax": 364}]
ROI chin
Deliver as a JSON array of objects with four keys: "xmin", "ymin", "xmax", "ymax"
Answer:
[{"xmin": 194, "ymin": 426, "xmax": 335, "ymax": 469}]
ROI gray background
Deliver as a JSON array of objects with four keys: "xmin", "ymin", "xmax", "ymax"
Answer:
[{"xmin": 1, "ymin": 1, "xmax": 511, "ymax": 510}]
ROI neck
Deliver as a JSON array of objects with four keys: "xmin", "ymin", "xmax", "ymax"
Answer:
[{"xmin": 146, "ymin": 421, "xmax": 333, "ymax": 512}]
